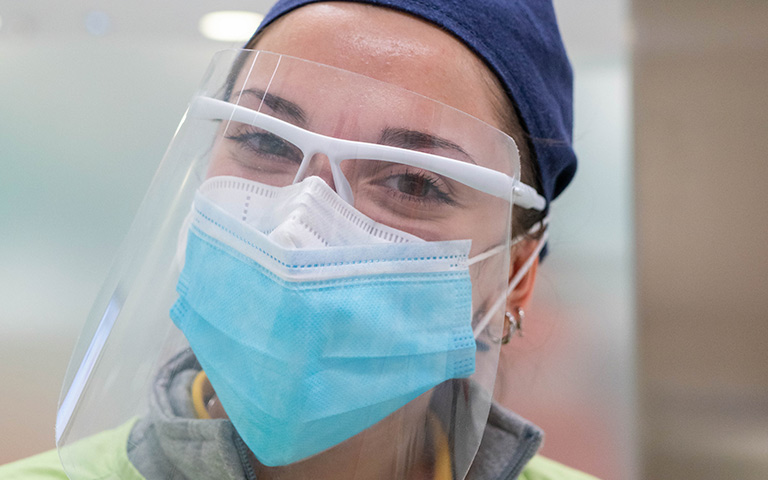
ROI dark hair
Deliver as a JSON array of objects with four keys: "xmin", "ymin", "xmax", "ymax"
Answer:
[{"xmin": 479, "ymin": 66, "xmax": 548, "ymax": 242}]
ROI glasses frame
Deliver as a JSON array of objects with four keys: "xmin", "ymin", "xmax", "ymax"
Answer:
[{"xmin": 189, "ymin": 96, "xmax": 546, "ymax": 211}]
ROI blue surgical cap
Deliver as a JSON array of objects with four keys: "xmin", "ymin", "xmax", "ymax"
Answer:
[{"xmin": 254, "ymin": 0, "xmax": 576, "ymax": 205}]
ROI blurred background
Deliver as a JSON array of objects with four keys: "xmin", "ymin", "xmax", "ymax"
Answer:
[{"xmin": 1, "ymin": 1, "xmax": 765, "ymax": 479}]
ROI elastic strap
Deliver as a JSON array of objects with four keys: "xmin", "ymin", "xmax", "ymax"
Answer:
[
  {"xmin": 191, "ymin": 370, "xmax": 212, "ymax": 420},
  {"xmin": 472, "ymin": 218, "xmax": 550, "ymax": 338}
]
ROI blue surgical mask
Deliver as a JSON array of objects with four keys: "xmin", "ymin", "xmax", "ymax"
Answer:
[{"xmin": 170, "ymin": 176, "xmax": 478, "ymax": 466}]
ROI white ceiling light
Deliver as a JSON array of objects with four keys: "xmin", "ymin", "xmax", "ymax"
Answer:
[
  {"xmin": 199, "ymin": 11, "xmax": 264, "ymax": 42},
  {"xmin": 85, "ymin": 11, "xmax": 111, "ymax": 36}
]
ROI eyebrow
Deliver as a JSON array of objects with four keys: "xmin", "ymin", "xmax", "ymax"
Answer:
[
  {"xmin": 378, "ymin": 127, "xmax": 476, "ymax": 164},
  {"xmin": 240, "ymin": 89, "xmax": 307, "ymax": 125},
  {"xmin": 231, "ymin": 92, "xmax": 474, "ymax": 163}
]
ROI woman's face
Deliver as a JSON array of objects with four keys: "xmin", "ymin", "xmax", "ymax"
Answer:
[
  {"xmin": 201, "ymin": 5, "xmax": 521, "ymax": 476},
  {"xmin": 207, "ymin": 3, "xmax": 514, "ymax": 249}
]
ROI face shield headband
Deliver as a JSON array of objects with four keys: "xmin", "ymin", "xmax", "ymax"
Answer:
[{"xmin": 56, "ymin": 49, "xmax": 548, "ymax": 480}]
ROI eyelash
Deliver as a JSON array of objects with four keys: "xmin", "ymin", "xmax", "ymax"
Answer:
[
  {"xmin": 382, "ymin": 167, "xmax": 457, "ymax": 206},
  {"xmin": 225, "ymin": 125, "xmax": 302, "ymax": 163}
]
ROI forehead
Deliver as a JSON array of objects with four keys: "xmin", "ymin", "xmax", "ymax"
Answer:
[
  {"xmin": 251, "ymin": 3, "xmax": 502, "ymax": 129},
  {"xmin": 227, "ymin": 51, "xmax": 516, "ymax": 174}
]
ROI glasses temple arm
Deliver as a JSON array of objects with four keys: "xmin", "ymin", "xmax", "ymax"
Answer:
[{"xmin": 513, "ymin": 184, "xmax": 546, "ymax": 211}]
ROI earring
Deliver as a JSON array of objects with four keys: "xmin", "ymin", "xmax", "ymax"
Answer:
[{"xmin": 502, "ymin": 307, "xmax": 525, "ymax": 344}]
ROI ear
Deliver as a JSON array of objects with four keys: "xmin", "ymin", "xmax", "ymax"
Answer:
[{"xmin": 505, "ymin": 239, "xmax": 540, "ymax": 313}]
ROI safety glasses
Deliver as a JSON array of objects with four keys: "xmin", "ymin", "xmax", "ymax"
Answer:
[{"xmin": 189, "ymin": 96, "xmax": 545, "ymax": 211}]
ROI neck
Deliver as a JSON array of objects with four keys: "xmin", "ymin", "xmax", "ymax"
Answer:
[
  {"xmin": 199, "ymin": 375, "xmax": 441, "ymax": 480},
  {"xmin": 252, "ymin": 432, "xmax": 432, "ymax": 480},
  {"xmin": 252, "ymin": 411, "xmax": 432, "ymax": 480}
]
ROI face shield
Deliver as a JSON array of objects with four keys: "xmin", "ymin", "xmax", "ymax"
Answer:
[{"xmin": 56, "ymin": 50, "xmax": 545, "ymax": 480}]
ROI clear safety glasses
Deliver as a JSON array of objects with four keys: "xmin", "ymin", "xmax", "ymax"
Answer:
[{"xmin": 190, "ymin": 96, "xmax": 545, "ymax": 210}]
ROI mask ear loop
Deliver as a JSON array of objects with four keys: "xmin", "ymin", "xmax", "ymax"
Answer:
[
  {"xmin": 472, "ymin": 216, "xmax": 550, "ymax": 339},
  {"xmin": 467, "ymin": 243, "xmax": 508, "ymax": 267}
]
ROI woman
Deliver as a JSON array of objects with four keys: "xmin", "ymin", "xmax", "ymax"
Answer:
[{"xmin": 0, "ymin": 0, "xmax": 590, "ymax": 479}]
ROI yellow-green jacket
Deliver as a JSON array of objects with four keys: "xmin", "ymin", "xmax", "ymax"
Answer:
[
  {"xmin": 0, "ymin": 352, "xmax": 598, "ymax": 480},
  {"xmin": 0, "ymin": 420, "xmax": 596, "ymax": 480}
]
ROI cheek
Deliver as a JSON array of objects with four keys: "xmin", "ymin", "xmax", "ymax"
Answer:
[
  {"xmin": 205, "ymin": 137, "xmax": 268, "ymax": 183},
  {"xmin": 464, "ymin": 208, "xmax": 511, "ymax": 320},
  {"xmin": 461, "ymin": 199, "xmax": 511, "ymax": 254},
  {"xmin": 205, "ymin": 129, "xmax": 234, "ymax": 178},
  {"xmin": 470, "ymin": 257, "xmax": 508, "ymax": 312}
]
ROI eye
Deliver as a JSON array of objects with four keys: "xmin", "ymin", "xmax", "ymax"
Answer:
[
  {"xmin": 393, "ymin": 172, "xmax": 436, "ymax": 197},
  {"xmin": 226, "ymin": 125, "xmax": 303, "ymax": 165},
  {"xmin": 380, "ymin": 168, "xmax": 456, "ymax": 205}
]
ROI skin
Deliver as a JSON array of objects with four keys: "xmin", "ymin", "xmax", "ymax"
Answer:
[{"xmin": 203, "ymin": 3, "xmax": 540, "ymax": 479}]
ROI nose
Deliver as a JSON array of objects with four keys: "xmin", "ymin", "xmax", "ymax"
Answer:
[{"xmin": 294, "ymin": 153, "xmax": 337, "ymax": 191}]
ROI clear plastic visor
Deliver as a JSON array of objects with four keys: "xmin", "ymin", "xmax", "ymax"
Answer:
[{"xmin": 56, "ymin": 50, "xmax": 542, "ymax": 480}]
